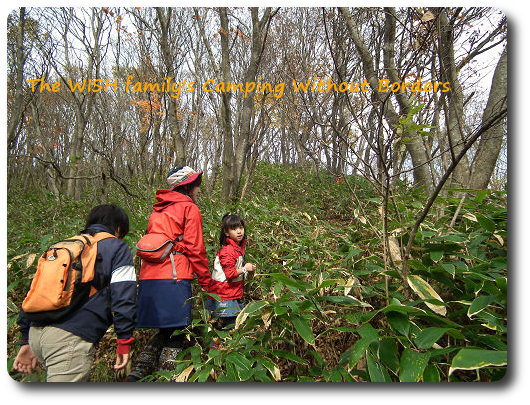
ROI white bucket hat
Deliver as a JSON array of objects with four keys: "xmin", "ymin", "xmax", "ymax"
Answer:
[{"xmin": 167, "ymin": 166, "xmax": 203, "ymax": 189}]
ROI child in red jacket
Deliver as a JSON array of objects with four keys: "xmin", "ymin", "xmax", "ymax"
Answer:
[{"xmin": 207, "ymin": 214, "xmax": 256, "ymax": 335}]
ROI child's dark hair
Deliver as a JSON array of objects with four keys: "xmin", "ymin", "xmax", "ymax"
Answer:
[
  {"xmin": 219, "ymin": 213, "xmax": 246, "ymax": 246},
  {"xmin": 83, "ymin": 204, "xmax": 130, "ymax": 239}
]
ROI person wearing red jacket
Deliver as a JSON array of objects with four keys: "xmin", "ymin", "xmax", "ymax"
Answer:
[
  {"xmin": 207, "ymin": 214, "xmax": 256, "ymax": 340},
  {"xmin": 128, "ymin": 166, "xmax": 213, "ymax": 381}
]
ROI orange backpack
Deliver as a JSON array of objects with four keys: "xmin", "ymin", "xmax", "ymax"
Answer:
[{"xmin": 22, "ymin": 232, "xmax": 115, "ymax": 322}]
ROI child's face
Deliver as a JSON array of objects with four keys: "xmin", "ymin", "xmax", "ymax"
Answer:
[{"xmin": 225, "ymin": 226, "xmax": 245, "ymax": 244}]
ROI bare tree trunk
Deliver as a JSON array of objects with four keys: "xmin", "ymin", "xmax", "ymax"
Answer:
[
  {"xmin": 218, "ymin": 8, "xmax": 235, "ymax": 202},
  {"xmin": 435, "ymin": 7, "xmax": 470, "ymax": 188},
  {"xmin": 280, "ymin": 114, "xmax": 289, "ymax": 165},
  {"xmin": 232, "ymin": 8, "xmax": 275, "ymax": 199},
  {"xmin": 339, "ymin": 7, "xmax": 433, "ymax": 193},
  {"xmin": 7, "ymin": 7, "xmax": 27, "ymax": 153},
  {"xmin": 156, "ymin": 7, "xmax": 186, "ymax": 167},
  {"xmin": 66, "ymin": 109, "xmax": 89, "ymax": 199},
  {"xmin": 63, "ymin": 9, "xmax": 104, "ymax": 199},
  {"xmin": 468, "ymin": 47, "xmax": 507, "ymax": 190},
  {"xmin": 29, "ymin": 99, "xmax": 61, "ymax": 200}
]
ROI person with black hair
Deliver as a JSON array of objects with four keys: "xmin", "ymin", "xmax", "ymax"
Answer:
[
  {"xmin": 12, "ymin": 204, "xmax": 137, "ymax": 382},
  {"xmin": 127, "ymin": 166, "xmax": 213, "ymax": 381},
  {"xmin": 207, "ymin": 213, "xmax": 256, "ymax": 345}
]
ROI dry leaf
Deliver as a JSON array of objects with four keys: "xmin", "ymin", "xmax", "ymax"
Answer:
[
  {"xmin": 175, "ymin": 364, "xmax": 194, "ymax": 382},
  {"xmin": 235, "ymin": 308, "xmax": 249, "ymax": 330},
  {"xmin": 273, "ymin": 366, "xmax": 281, "ymax": 381},
  {"xmin": 318, "ymin": 272, "xmax": 324, "ymax": 296},
  {"xmin": 344, "ymin": 276, "xmax": 363, "ymax": 299},
  {"xmin": 390, "ymin": 228, "xmax": 403, "ymax": 236},
  {"xmin": 261, "ymin": 308, "xmax": 273, "ymax": 329},
  {"xmin": 421, "ymin": 11, "xmax": 435, "ymax": 23},
  {"xmin": 388, "ymin": 237, "xmax": 402, "ymax": 263},
  {"xmin": 493, "ymin": 232, "xmax": 504, "ymax": 246},
  {"xmin": 463, "ymin": 213, "xmax": 477, "ymax": 222},
  {"xmin": 26, "ymin": 253, "xmax": 37, "ymax": 269},
  {"xmin": 10, "ymin": 253, "xmax": 27, "ymax": 261},
  {"xmin": 407, "ymin": 275, "xmax": 447, "ymax": 316}
]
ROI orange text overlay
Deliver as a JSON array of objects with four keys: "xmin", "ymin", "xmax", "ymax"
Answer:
[{"xmin": 27, "ymin": 76, "xmax": 450, "ymax": 98}]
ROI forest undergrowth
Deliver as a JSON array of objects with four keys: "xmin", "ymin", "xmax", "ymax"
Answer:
[{"xmin": 6, "ymin": 163, "xmax": 507, "ymax": 382}]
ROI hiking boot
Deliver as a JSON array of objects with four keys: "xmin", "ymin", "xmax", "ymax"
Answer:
[
  {"xmin": 127, "ymin": 345, "xmax": 161, "ymax": 382},
  {"xmin": 158, "ymin": 347, "xmax": 182, "ymax": 370}
]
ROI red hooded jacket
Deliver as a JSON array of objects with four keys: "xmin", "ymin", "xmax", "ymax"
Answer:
[
  {"xmin": 138, "ymin": 189, "xmax": 211, "ymax": 290},
  {"xmin": 209, "ymin": 238, "xmax": 246, "ymax": 300}
]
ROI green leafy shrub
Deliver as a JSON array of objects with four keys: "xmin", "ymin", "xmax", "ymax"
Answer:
[{"xmin": 7, "ymin": 163, "xmax": 507, "ymax": 382}]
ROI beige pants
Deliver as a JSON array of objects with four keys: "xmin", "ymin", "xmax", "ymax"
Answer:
[{"xmin": 29, "ymin": 326, "xmax": 95, "ymax": 382}]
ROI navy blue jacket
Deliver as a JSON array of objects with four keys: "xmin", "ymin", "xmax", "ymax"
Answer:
[{"xmin": 17, "ymin": 224, "xmax": 137, "ymax": 344}]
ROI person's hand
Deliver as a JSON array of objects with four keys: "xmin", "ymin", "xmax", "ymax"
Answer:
[
  {"xmin": 244, "ymin": 263, "xmax": 256, "ymax": 273},
  {"xmin": 12, "ymin": 345, "xmax": 37, "ymax": 374},
  {"xmin": 114, "ymin": 352, "xmax": 130, "ymax": 371}
]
